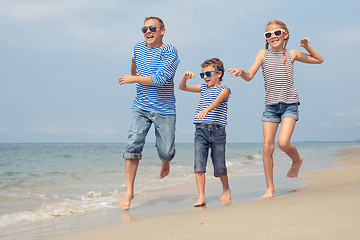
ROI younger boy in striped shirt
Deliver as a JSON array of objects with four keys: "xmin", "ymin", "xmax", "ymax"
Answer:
[{"xmin": 179, "ymin": 58, "xmax": 231, "ymax": 207}]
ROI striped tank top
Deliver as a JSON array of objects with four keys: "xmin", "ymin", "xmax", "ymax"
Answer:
[{"xmin": 261, "ymin": 49, "xmax": 299, "ymax": 105}]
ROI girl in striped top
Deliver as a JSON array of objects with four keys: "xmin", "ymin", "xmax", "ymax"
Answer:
[
  {"xmin": 179, "ymin": 58, "xmax": 231, "ymax": 207},
  {"xmin": 228, "ymin": 20, "xmax": 323, "ymax": 198}
]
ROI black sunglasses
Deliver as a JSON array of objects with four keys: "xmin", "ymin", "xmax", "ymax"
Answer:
[
  {"xmin": 200, "ymin": 70, "xmax": 220, "ymax": 79},
  {"xmin": 141, "ymin": 26, "xmax": 158, "ymax": 33}
]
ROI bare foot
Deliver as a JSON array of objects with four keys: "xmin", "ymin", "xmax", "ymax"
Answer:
[
  {"xmin": 261, "ymin": 188, "xmax": 274, "ymax": 198},
  {"xmin": 159, "ymin": 161, "xmax": 170, "ymax": 178},
  {"xmin": 193, "ymin": 196, "xmax": 206, "ymax": 207},
  {"xmin": 287, "ymin": 156, "xmax": 303, "ymax": 178},
  {"xmin": 219, "ymin": 190, "xmax": 231, "ymax": 202},
  {"xmin": 219, "ymin": 195, "xmax": 232, "ymax": 206},
  {"xmin": 119, "ymin": 193, "xmax": 134, "ymax": 210},
  {"xmin": 193, "ymin": 204, "xmax": 207, "ymax": 210}
]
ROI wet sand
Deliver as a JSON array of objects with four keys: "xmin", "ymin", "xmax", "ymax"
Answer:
[{"xmin": 50, "ymin": 146, "xmax": 360, "ymax": 240}]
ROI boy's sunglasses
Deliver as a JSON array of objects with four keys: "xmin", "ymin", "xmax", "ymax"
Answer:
[
  {"xmin": 264, "ymin": 29, "xmax": 286, "ymax": 39},
  {"xmin": 200, "ymin": 70, "xmax": 220, "ymax": 79},
  {"xmin": 141, "ymin": 26, "xmax": 158, "ymax": 33}
]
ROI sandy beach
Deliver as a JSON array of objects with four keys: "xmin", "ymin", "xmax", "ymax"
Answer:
[{"xmin": 50, "ymin": 146, "xmax": 360, "ymax": 240}]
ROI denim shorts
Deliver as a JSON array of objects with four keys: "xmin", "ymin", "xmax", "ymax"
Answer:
[
  {"xmin": 194, "ymin": 123, "xmax": 227, "ymax": 177},
  {"xmin": 261, "ymin": 102, "xmax": 299, "ymax": 123},
  {"xmin": 124, "ymin": 108, "xmax": 176, "ymax": 162}
]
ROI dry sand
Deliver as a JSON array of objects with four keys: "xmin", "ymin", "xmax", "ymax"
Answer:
[{"xmin": 51, "ymin": 146, "xmax": 360, "ymax": 240}]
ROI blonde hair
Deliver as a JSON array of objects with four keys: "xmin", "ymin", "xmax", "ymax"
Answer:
[{"xmin": 265, "ymin": 20, "xmax": 289, "ymax": 73}]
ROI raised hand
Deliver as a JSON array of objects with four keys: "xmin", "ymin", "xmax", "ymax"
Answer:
[
  {"xmin": 183, "ymin": 71, "xmax": 196, "ymax": 79},
  {"xmin": 300, "ymin": 38, "xmax": 311, "ymax": 48}
]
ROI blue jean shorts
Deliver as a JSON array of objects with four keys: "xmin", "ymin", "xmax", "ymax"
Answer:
[
  {"xmin": 124, "ymin": 108, "xmax": 176, "ymax": 162},
  {"xmin": 262, "ymin": 102, "xmax": 299, "ymax": 123},
  {"xmin": 194, "ymin": 123, "xmax": 227, "ymax": 177}
]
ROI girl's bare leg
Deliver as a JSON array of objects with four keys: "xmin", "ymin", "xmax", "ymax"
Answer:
[
  {"xmin": 278, "ymin": 118, "xmax": 303, "ymax": 178},
  {"xmin": 262, "ymin": 122, "xmax": 279, "ymax": 198}
]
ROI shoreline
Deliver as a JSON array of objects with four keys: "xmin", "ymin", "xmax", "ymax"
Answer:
[{"xmin": 49, "ymin": 146, "xmax": 360, "ymax": 240}]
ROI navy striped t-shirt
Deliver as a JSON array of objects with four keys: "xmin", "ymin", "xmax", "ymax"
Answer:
[
  {"xmin": 193, "ymin": 84, "xmax": 231, "ymax": 126},
  {"xmin": 132, "ymin": 41, "xmax": 180, "ymax": 115}
]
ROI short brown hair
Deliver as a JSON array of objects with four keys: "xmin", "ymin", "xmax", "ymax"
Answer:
[
  {"xmin": 201, "ymin": 58, "xmax": 225, "ymax": 81},
  {"xmin": 144, "ymin": 17, "xmax": 165, "ymax": 29}
]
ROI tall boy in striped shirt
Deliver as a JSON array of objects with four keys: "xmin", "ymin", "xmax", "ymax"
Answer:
[
  {"xmin": 179, "ymin": 58, "xmax": 231, "ymax": 207},
  {"xmin": 118, "ymin": 17, "xmax": 180, "ymax": 210}
]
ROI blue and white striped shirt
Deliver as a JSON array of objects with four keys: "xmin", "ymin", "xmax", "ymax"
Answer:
[
  {"xmin": 131, "ymin": 41, "xmax": 180, "ymax": 115},
  {"xmin": 193, "ymin": 84, "xmax": 230, "ymax": 126}
]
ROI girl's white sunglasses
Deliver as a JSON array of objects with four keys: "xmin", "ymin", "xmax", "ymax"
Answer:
[{"xmin": 264, "ymin": 29, "xmax": 286, "ymax": 39}]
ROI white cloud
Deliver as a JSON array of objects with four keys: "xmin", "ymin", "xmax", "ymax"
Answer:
[
  {"xmin": 29, "ymin": 126, "xmax": 115, "ymax": 135},
  {"xmin": 0, "ymin": 0, "xmax": 135, "ymax": 54},
  {"xmin": 315, "ymin": 27, "xmax": 360, "ymax": 45},
  {"xmin": 0, "ymin": 0, "xmax": 90, "ymax": 21},
  {"xmin": 0, "ymin": 128, "xmax": 11, "ymax": 133},
  {"xmin": 316, "ymin": 122, "xmax": 333, "ymax": 128},
  {"xmin": 178, "ymin": 129, "xmax": 193, "ymax": 135},
  {"xmin": 70, "ymin": 128, "xmax": 115, "ymax": 134},
  {"xmin": 0, "ymin": 0, "xmax": 273, "ymax": 54},
  {"xmin": 31, "ymin": 126, "xmax": 60, "ymax": 134},
  {"xmin": 334, "ymin": 110, "xmax": 360, "ymax": 126},
  {"xmin": 315, "ymin": 110, "xmax": 360, "ymax": 129}
]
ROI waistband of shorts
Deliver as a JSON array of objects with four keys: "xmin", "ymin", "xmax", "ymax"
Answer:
[
  {"xmin": 195, "ymin": 123, "xmax": 224, "ymax": 128},
  {"xmin": 266, "ymin": 101, "xmax": 300, "ymax": 106}
]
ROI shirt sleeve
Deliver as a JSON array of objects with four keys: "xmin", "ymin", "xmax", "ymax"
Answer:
[
  {"xmin": 131, "ymin": 45, "xmax": 136, "ymax": 63},
  {"xmin": 224, "ymin": 86, "xmax": 231, "ymax": 98},
  {"xmin": 152, "ymin": 46, "xmax": 180, "ymax": 87}
]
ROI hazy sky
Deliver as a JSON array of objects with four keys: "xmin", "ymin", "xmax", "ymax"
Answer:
[{"xmin": 1, "ymin": 0, "xmax": 359, "ymax": 143}]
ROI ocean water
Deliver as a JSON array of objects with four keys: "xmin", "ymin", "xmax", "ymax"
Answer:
[{"xmin": 0, "ymin": 142, "xmax": 358, "ymax": 239}]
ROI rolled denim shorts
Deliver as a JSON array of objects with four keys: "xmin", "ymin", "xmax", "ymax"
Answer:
[
  {"xmin": 194, "ymin": 123, "xmax": 227, "ymax": 177},
  {"xmin": 123, "ymin": 108, "xmax": 176, "ymax": 162},
  {"xmin": 262, "ymin": 102, "xmax": 299, "ymax": 123}
]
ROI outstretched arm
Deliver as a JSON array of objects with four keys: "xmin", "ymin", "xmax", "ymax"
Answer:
[
  {"xmin": 290, "ymin": 38, "xmax": 324, "ymax": 64},
  {"xmin": 179, "ymin": 71, "xmax": 201, "ymax": 92},
  {"xmin": 195, "ymin": 88, "xmax": 230, "ymax": 119},
  {"xmin": 119, "ymin": 61, "xmax": 153, "ymax": 86},
  {"xmin": 227, "ymin": 49, "xmax": 265, "ymax": 81}
]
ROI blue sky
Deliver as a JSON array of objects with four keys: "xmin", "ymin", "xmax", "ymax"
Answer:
[{"xmin": 0, "ymin": 0, "xmax": 359, "ymax": 143}]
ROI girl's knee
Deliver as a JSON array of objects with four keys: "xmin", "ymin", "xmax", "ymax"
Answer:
[
  {"xmin": 278, "ymin": 140, "xmax": 290, "ymax": 151},
  {"xmin": 263, "ymin": 143, "xmax": 275, "ymax": 155}
]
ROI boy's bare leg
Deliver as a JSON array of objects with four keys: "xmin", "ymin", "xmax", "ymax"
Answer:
[
  {"xmin": 262, "ymin": 122, "xmax": 279, "ymax": 198},
  {"xmin": 159, "ymin": 160, "xmax": 170, "ymax": 178},
  {"xmin": 219, "ymin": 174, "xmax": 231, "ymax": 203},
  {"xmin": 120, "ymin": 159, "xmax": 139, "ymax": 210},
  {"xmin": 193, "ymin": 172, "xmax": 206, "ymax": 207},
  {"xmin": 278, "ymin": 118, "xmax": 303, "ymax": 178}
]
